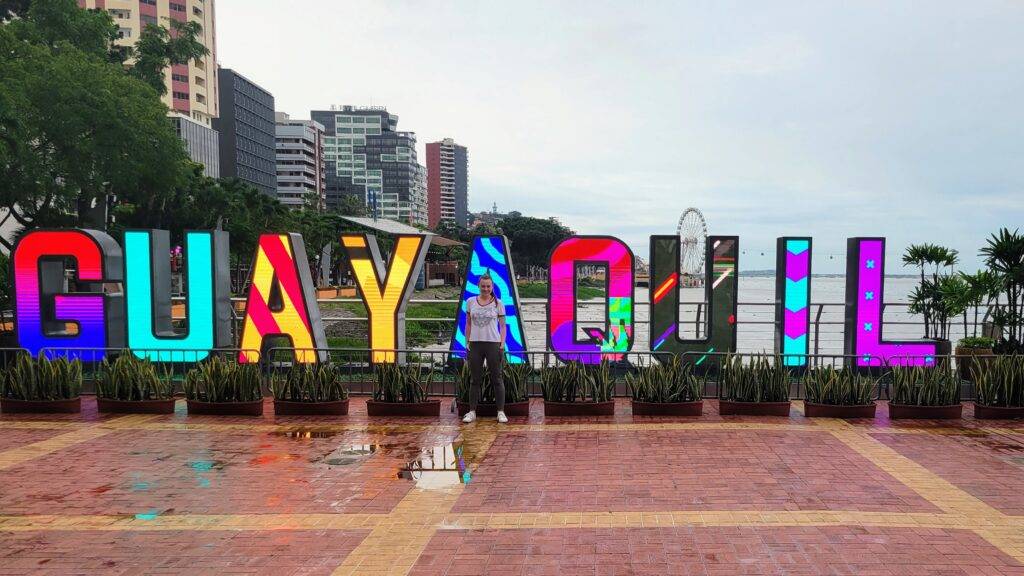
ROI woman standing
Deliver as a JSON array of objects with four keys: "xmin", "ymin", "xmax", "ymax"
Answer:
[{"xmin": 462, "ymin": 273, "xmax": 508, "ymax": 423}]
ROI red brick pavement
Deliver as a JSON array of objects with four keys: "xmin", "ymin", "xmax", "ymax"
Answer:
[
  {"xmin": 871, "ymin": 430, "xmax": 1024, "ymax": 515},
  {"xmin": 0, "ymin": 529, "xmax": 368, "ymax": 576},
  {"xmin": 410, "ymin": 527, "xmax": 1024, "ymax": 576},
  {"xmin": 454, "ymin": 430, "xmax": 939, "ymax": 513}
]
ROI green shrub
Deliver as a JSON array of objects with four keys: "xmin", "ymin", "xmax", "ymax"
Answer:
[
  {"xmin": 972, "ymin": 355, "xmax": 1024, "ymax": 408},
  {"xmin": 804, "ymin": 366, "xmax": 876, "ymax": 406},
  {"xmin": 540, "ymin": 360, "xmax": 614, "ymax": 403},
  {"xmin": 183, "ymin": 356, "xmax": 263, "ymax": 402},
  {"xmin": 96, "ymin": 354, "xmax": 172, "ymax": 401},
  {"xmin": 456, "ymin": 361, "xmax": 531, "ymax": 404},
  {"xmin": 272, "ymin": 363, "xmax": 348, "ymax": 402},
  {"xmin": 958, "ymin": 336, "xmax": 996, "ymax": 349},
  {"xmin": 889, "ymin": 366, "xmax": 960, "ymax": 406},
  {"xmin": 1, "ymin": 355, "xmax": 82, "ymax": 401},
  {"xmin": 720, "ymin": 355, "xmax": 790, "ymax": 403},
  {"xmin": 374, "ymin": 363, "xmax": 432, "ymax": 403},
  {"xmin": 626, "ymin": 356, "xmax": 703, "ymax": 403}
]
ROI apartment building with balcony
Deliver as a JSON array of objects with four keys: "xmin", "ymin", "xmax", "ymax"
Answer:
[
  {"xmin": 275, "ymin": 112, "xmax": 326, "ymax": 210},
  {"xmin": 426, "ymin": 138, "xmax": 468, "ymax": 228}
]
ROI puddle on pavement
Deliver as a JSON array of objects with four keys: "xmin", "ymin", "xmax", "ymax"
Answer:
[
  {"xmin": 271, "ymin": 428, "xmax": 342, "ymax": 440},
  {"xmin": 397, "ymin": 443, "xmax": 471, "ymax": 489},
  {"xmin": 321, "ymin": 444, "xmax": 379, "ymax": 466}
]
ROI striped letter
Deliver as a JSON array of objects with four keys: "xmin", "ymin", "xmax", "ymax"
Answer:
[
  {"xmin": 452, "ymin": 236, "xmax": 527, "ymax": 363},
  {"xmin": 13, "ymin": 229, "xmax": 124, "ymax": 360},
  {"xmin": 776, "ymin": 237, "xmax": 811, "ymax": 367},
  {"xmin": 238, "ymin": 233, "xmax": 327, "ymax": 363}
]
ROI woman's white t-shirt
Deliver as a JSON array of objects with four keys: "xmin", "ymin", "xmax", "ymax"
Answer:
[{"xmin": 466, "ymin": 297, "xmax": 504, "ymax": 343}]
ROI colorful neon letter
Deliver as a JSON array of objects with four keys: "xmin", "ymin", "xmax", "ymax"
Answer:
[
  {"xmin": 124, "ymin": 230, "xmax": 232, "ymax": 362},
  {"xmin": 340, "ymin": 233, "xmax": 430, "ymax": 363},
  {"xmin": 844, "ymin": 237, "xmax": 937, "ymax": 367},
  {"xmin": 775, "ymin": 237, "xmax": 811, "ymax": 367},
  {"xmin": 548, "ymin": 236, "xmax": 634, "ymax": 364},
  {"xmin": 13, "ymin": 229, "xmax": 124, "ymax": 360},
  {"xmin": 238, "ymin": 233, "xmax": 327, "ymax": 363},
  {"xmin": 649, "ymin": 236, "xmax": 738, "ymax": 365},
  {"xmin": 451, "ymin": 236, "xmax": 527, "ymax": 363}
]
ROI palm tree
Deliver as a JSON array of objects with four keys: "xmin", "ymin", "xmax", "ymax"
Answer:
[
  {"xmin": 903, "ymin": 243, "xmax": 960, "ymax": 337},
  {"xmin": 980, "ymin": 228, "xmax": 1024, "ymax": 343}
]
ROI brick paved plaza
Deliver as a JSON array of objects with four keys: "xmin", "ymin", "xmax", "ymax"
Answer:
[{"xmin": 1, "ymin": 398, "xmax": 1023, "ymax": 575}]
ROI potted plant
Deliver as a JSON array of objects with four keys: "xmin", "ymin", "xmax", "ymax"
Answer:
[
  {"xmin": 887, "ymin": 366, "xmax": 962, "ymax": 419},
  {"xmin": 955, "ymin": 336, "xmax": 995, "ymax": 381},
  {"xmin": 803, "ymin": 365, "xmax": 877, "ymax": 418},
  {"xmin": 455, "ymin": 362, "xmax": 531, "ymax": 417},
  {"xmin": 0, "ymin": 355, "xmax": 83, "ymax": 413},
  {"xmin": 271, "ymin": 363, "xmax": 349, "ymax": 416},
  {"xmin": 367, "ymin": 363, "xmax": 440, "ymax": 416},
  {"xmin": 718, "ymin": 355, "xmax": 791, "ymax": 416},
  {"xmin": 541, "ymin": 360, "xmax": 615, "ymax": 416},
  {"xmin": 183, "ymin": 356, "xmax": 264, "ymax": 416},
  {"xmin": 96, "ymin": 354, "xmax": 175, "ymax": 414},
  {"xmin": 971, "ymin": 355, "xmax": 1024, "ymax": 419},
  {"xmin": 626, "ymin": 356, "xmax": 703, "ymax": 416}
]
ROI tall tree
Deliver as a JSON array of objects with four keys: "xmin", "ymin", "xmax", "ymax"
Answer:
[
  {"xmin": 129, "ymin": 19, "xmax": 207, "ymax": 96},
  {"xmin": 497, "ymin": 215, "xmax": 573, "ymax": 269}
]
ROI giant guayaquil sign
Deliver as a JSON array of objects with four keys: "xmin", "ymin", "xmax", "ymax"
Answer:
[{"xmin": 11, "ymin": 229, "xmax": 940, "ymax": 367}]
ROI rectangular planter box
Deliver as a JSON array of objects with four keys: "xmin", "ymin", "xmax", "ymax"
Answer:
[
  {"xmin": 543, "ymin": 400, "xmax": 615, "ymax": 416},
  {"xmin": 804, "ymin": 402, "xmax": 876, "ymax": 419},
  {"xmin": 1, "ymin": 397, "xmax": 82, "ymax": 414},
  {"xmin": 631, "ymin": 400, "xmax": 703, "ymax": 416},
  {"xmin": 97, "ymin": 397, "xmax": 176, "ymax": 414},
  {"xmin": 456, "ymin": 400, "xmax": 530, "ymax": 418},
  {"xmin": 366, "ymin": 399, "xmax": 441, "ymax": 417},
  {"xmin": 273, "ymin": 399, "xmax": 349, "ymax": 416},
  {"xmin": 973, "ymin": 403, "xmax": 1024, "ymax": 420},
  {"xmin": 887, "ymin": 403, "xmax": 962, "ymax": 419},
  {"xmin": 186, "ymin": 399, "xmax": 264, "ymax": 416},
  {"xmin": 719, "ymin": 400, "xmax": 791, "ymax": 416}
]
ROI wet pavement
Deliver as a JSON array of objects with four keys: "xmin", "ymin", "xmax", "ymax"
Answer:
[{"xmin": 0, "ymin": 397, "xmax": 1023, "ymax": 575}]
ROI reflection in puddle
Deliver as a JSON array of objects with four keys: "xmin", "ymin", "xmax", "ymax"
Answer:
[
  {"xmin": 398, "ymin": 443, "xmax": 471, "ymax": 489},
  {"xmin": 322, "ymin": 444, "xmax": 378, "ymax": 466},
  {"xmin": 272, "ymin": 429, "xmax": 341, "ymax": 440}
]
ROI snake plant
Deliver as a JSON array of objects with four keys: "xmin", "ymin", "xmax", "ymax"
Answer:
[{"xmin": 183, "ymin": 356, "xmax": 263, "ymax": 402}]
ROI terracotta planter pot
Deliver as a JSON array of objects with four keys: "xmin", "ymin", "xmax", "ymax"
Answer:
[
  {"xmin": 956, "ymin": 347, "xmax": 993, "ymax": 381},
  {"xmin": 186, "ymin": 399, "xmax": 264, "ymax": 416},
  {"xmin": 804, "ymin": 402, "xmax": 876, "ymax": 419},
  {"xmin": 973, "ymin": 403, "xmax": 1024, "ymax": 420},
  {"xmin": 97, "ymin": 397, "xmax": 176, "ymax": 414},
  {"xmin": 887, "ymin": 403, "xmax": 962, "ymax": 419},
  {"xmin": 719, "ymin": 400, "xmax": 791, "ymax": 416},
  {"xmin": 543, "ymin": 400, "xmax": 615, "ymax": 416},
  {"xmin": 456, "ymin": 400, "xmax": 530, "ymax": 418},
  {"xmin": 631, "ymin": 400, "xmax": 703, "ymax": 416},
  {"xmin": 366, "ymin": 399, "xmax": 441, "ymax": 417},
  {"xmin": 1, "ymin": 397, "xmax": 81, "ymax": 414},
  {"xmin": 273, "ymin": 399, "xmax": 349, "ymax": 416}
]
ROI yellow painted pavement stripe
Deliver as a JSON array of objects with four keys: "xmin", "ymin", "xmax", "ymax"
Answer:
[
  {"xmin": 817, "ymin": 419, "xmax": 1005, "ymax": 518},
  {"xmin": 0, "ymin": 415, "xmax": 157, "ymax": 471}
]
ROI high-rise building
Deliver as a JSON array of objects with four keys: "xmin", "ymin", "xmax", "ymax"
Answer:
[
  {"xmin": 311, "ymin": 106, "xmax": 427, "ymax": 225},
  {"xmin": 274, "ymin": 112, "xmax": 326, "ymax": 210},
  {"xmin": 170, "ymin": 113, "xmax": 219, "ymax": 177},
  {"xmin": 78, "ymin": 0, "xmax": 219, "ymax": 128},
  {"xmin": 426, "ymin": 138, "xmax": 468, "ymax": 228},
  {"xmin": 214, "ymin": 69, "xmax": 276, "ymax": 196}
]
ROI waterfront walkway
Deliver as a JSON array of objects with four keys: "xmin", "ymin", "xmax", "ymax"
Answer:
[{"xmin": 1, "ymin": 398, "xmax": 1023, "ymax": 575}]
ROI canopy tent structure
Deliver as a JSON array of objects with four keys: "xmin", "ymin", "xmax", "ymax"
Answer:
[{"xmin": 336, "ymin": 216, "xmax": 466, "ymax": 287}]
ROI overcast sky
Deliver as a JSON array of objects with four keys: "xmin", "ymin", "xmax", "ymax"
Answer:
[{"xmin": 216, "ymin": 1, "xmax": 1023, "ymax": 273}]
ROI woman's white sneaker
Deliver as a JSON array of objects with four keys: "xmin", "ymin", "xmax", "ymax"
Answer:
[
  {"xmin": 496, "ymin": 411, "xmax": 508, "ymax": 423},
  {"xmin": 462, "ymin": 411, "xmax": 476, "ymax": 423}
]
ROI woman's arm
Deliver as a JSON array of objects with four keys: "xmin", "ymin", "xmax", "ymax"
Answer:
[
  {"xmin": 464, "ymin": 300, "xmax": 472, "ymax": 343},
  {"xmin": 497, "ymin": 299, "xmax": 507, "ymax": 349}
]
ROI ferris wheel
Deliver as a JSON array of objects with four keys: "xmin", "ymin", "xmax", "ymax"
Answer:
[{"xmin": 676, "ymin": 208, "xmax": 708, "ymax": 276}]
